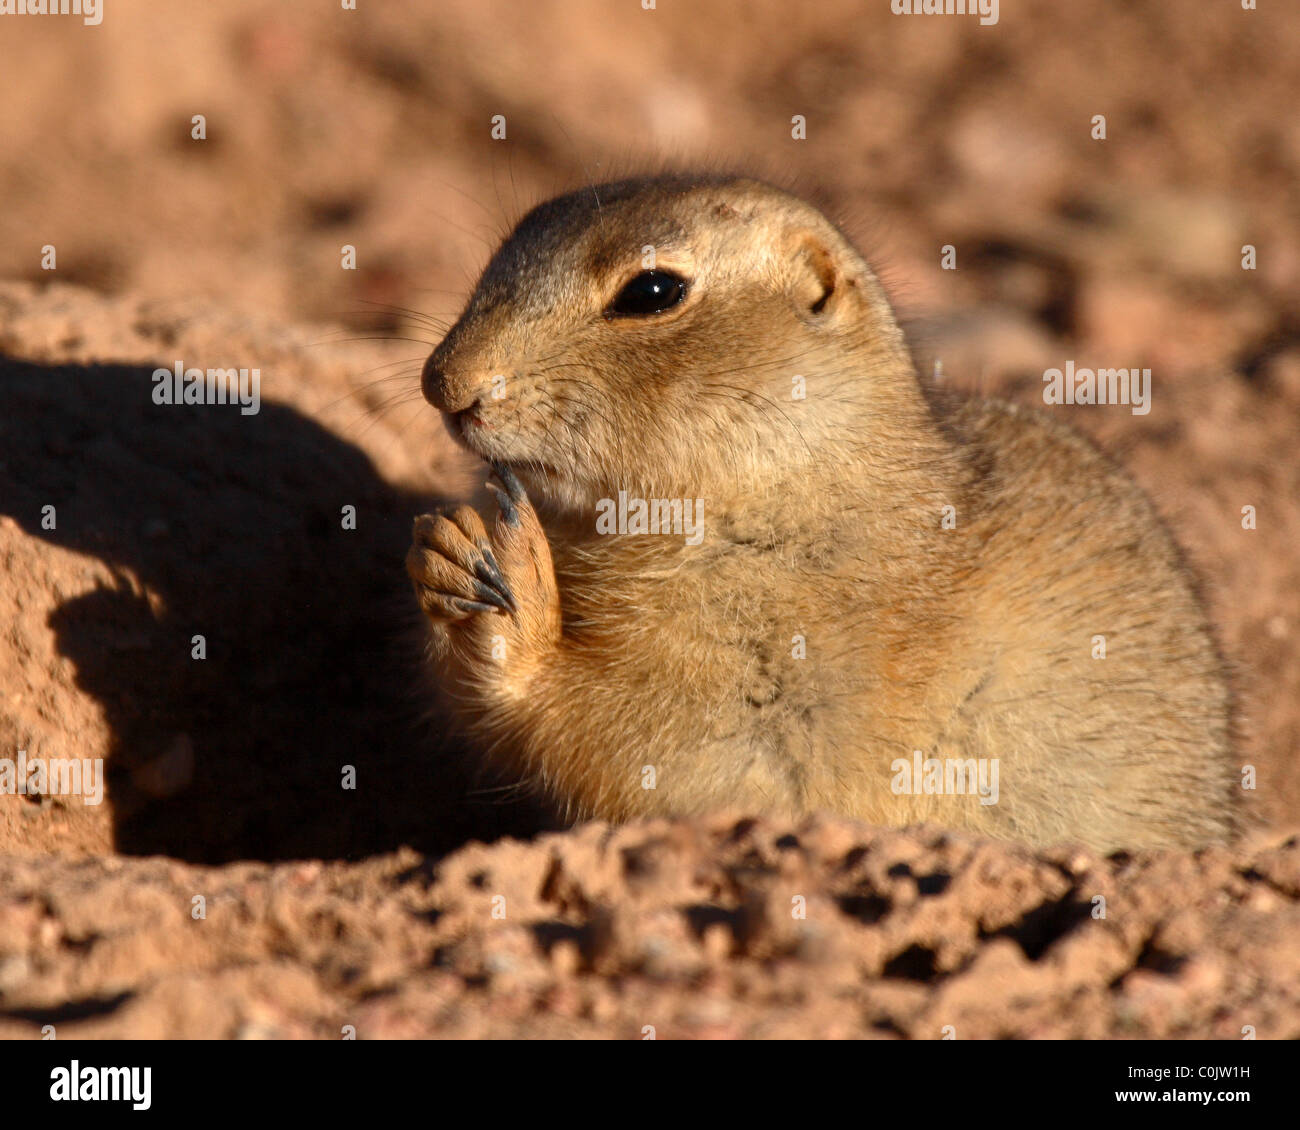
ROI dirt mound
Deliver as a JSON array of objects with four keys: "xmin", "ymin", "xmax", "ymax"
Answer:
[{"xmin": 1, "ymin": 816, "xmax": 1296, "ymax": 1039}]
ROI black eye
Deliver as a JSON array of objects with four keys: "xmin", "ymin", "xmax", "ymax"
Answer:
[{"xmin": 606, "ymin": 270, "xmax": 687, "ymax": 318}]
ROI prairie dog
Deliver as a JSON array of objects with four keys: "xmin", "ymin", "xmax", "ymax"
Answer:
[{"xmin": 406, "ymin": 173, "xmax": 1238, "ymax": 852}]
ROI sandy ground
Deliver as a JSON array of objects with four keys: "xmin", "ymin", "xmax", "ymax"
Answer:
[
  {"xmin": 0, "ymin": 1, "xmax": 1297, "ymax": 1037},
  {"xmin": 1, "ymin": 814, "xmax": 1297, "ymax": 1040}
]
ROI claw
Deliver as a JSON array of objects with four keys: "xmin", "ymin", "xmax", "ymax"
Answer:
[
  {"xmin": 450, "ymin": 596, "xmax": 502, "ymax": 616},
  {"xmin": 486, "ymin": 480, "xmax": 520, "ymax": 529},
  {"xmin": 470, "ymin": 578, "xmax": 513, "ymax": 612},
  {"xmin": 473, "ymin": 547, "xmax": 518, "ymax": 612},
  {"xmin": 488, "ymin": 463, "xmax": 526, "ymax": 528},
  {"xmin": 492, "ymin": 462, "xmax": 527, "ymax": 503}
]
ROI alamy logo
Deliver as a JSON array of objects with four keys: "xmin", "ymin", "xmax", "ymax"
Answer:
[
  {"xmin": 891, "ymin": 750, "xmax": 1000, "ymax": 806},
  {"xmin": 152, "ymin": 361, "xmax": 261, "ymax": 416},
  {"xmin": 595, "ymin": 491, "xmax": 704, "ymax": 546},
  {"xmin": 0, "ymin": 750, "xmax": 104, "ymax": 805},
  {"xmin": 1043, "ymin": 361, "xmax": 1151, "ymax": 416},
  {"xmin": 50, "ymin": 1061, "xmax": 151, "ymax": 1110},
  {"xmin": 891, "ymin": 0, "xmax": 998, "ymax": 27},
  {"xmin": 0, "ymin": 0, "xmax": 102, "ymax": 25}
]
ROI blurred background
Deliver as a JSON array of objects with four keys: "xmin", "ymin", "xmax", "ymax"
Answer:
[
  {"xmin": 0, "ymin": 0, "xmax": 1296, "ymax": 846},
  {"xmin": 2, "ymin": 2, "xmax": 1296, "ymax": 332}
]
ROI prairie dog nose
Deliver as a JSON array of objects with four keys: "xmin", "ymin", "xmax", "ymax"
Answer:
[{"xmin": 421, "ymin": 353, "xmax": 485, "ymax": 413}]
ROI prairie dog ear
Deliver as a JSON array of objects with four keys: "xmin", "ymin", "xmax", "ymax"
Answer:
[{"xmin": 787, "ymin": 231, "xmax": 841, "ymax": 318}]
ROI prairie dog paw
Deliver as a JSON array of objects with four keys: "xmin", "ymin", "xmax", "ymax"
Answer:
[
  {"xmin": 408, "ymin": 461, "xmax": 560, "ymax": 695},
  {"xmin": 407, "ymin": 505, "xmax": 517, "ymax": 622}
]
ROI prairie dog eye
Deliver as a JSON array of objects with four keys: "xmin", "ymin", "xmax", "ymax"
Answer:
[{"xmin": 606, "ymin": 270, "xmax": 688, "ymax": 318}]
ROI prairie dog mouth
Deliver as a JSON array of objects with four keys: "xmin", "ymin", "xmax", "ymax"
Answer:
[
  {"xmin": 442, "ymin": 408, "xmax": 566, "ymax": 488},
  {"xmin": 443, "ymin": 403, "xmax": 501, "ymax": 452}
]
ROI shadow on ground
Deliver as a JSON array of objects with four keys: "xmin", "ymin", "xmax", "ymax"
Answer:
[{"xmin": 1, "ymin": 355, "xmax": 556, "ymax": 863}]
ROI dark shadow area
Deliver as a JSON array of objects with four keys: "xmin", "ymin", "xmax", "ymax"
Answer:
[
  {"xmin": 0, "ymin": 990, "xmax": 134, "ymax": 1026},
  {"xmin": 1, "ymin": 355, "xmax": 557, "ymax": 863}
]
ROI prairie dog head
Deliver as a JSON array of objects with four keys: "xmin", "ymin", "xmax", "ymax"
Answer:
[{"xmin": 422, "ymin": 174, "xmax": 912, "ymax": 512}]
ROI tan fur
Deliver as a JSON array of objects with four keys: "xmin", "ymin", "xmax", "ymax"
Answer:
[{"xmin": 406, "ymin": 173, "xmax": 1238, "ymax": 852}]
